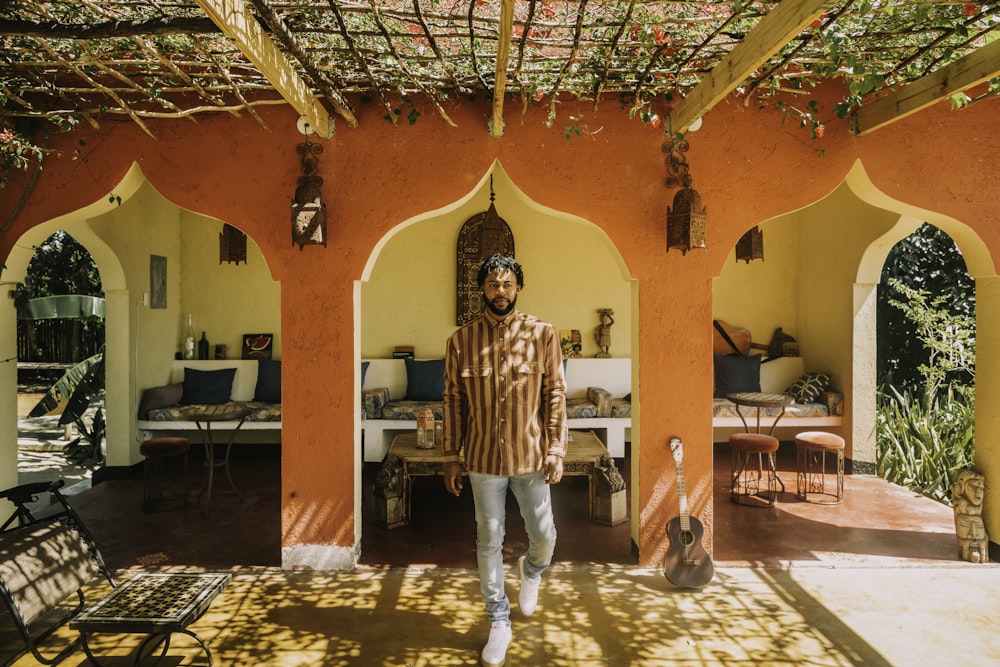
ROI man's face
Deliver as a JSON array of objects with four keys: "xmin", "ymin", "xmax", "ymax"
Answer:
[{"xmin": 482, "ymin": 269, "xmax": 520, "ymax": 316}]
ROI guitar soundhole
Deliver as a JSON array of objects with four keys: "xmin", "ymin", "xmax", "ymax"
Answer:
[{"xmin": 680, "ymin": 530, "xmax": 694, "ymax": 547}]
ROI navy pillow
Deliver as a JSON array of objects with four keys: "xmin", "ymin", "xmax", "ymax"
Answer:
[
  {"xmin": 713, "ymin": 354, "xmax": 761, "ymax": 398},
  {"xmin": 405, "ymin": 358, "xmax": 446, "ymax": 401},
  {"xmin": 181, "ymin": 367, "xmax": 236, "ymax": 405},
  {"xmin": 361, "ymin": 360, "xmax": 370, "ymax": 387},
  {"xmin": 254, "ymin": 358, "xmax": 282, "ymax": 403}
]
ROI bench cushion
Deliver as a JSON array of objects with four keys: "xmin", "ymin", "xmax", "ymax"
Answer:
[
  {"xmin": 381, "ymin": 400, "xmax": 443, "ymax": 421},
  {"xmin": 712, "ymin": 398, "xmax": 829, "ymax": 419},
  {"xmin": 611, "ymin": 398, "xmax": 631, "ymax": 419},
  {"xmin": 566, "ymin": 398, "xmax": 598, "ymax": 419}
]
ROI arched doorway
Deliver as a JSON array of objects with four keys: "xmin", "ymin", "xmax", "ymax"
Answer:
[
  {"xmin": 356, "ymin": 161, "xmax": 638, "ymax": 566},
  {"xmin": 710, "ymin": 161, "xmax": 995, "ymax": 564}
]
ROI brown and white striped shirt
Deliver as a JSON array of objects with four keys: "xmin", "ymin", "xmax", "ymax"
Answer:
[{"xmin": 442, "ymin": 308, "xmax": 567, "ymax": 476}]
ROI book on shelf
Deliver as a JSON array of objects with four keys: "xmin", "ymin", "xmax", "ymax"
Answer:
[{"xmin": 393, "ymin": 345, "xmax": 415, "ymax": 359}]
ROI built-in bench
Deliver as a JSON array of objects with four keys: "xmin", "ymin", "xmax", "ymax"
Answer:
[
  {"xmin": 712, "ymin": 356, "xmax": 844, "ymax": 441},
  {"xmin": 136, "ymin": 360, "xmax": 282, "ymax": 444},
  {"xmin": 361, "ymin": 357, "xmax": 632, "ymax": 462}
]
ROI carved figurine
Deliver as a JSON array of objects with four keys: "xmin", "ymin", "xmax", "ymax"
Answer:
[
  {"xmin": 595, "ymin": 308, "xmax": 615, "ymax": 358},
  {"xmin": 374, "ymin": 456, "xmax": 404, "ymax": 499},
  {"xmin": 952, "ymin": 468, "xmax": 989, "ymax": 563},
  {"xmin": 596, "ymin": 455, "xmax": 626, "ymax": 495}
]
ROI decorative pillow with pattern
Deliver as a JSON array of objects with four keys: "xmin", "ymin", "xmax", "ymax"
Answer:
[
  {"xmin": 785, "ymin": 373, "xmax": 831, "ymax": 403},
  {"xmin": 587, "ymin": 386, "xmax": 613, "ymax": 418},
  {"xmin": 362, "ymin": 386, "xmax": 390, "ymax": 420}
]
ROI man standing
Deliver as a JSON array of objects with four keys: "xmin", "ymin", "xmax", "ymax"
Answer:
[{"xmin": 442, "ymin": 254, "xmax": 567, "ymax": 667}]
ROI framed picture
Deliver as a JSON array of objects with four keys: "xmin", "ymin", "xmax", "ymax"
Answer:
[
  {"xmin": 560, "ymin": 329, "xmax": 582, "ymax": 359},
  {"xmin": 149, "ymin": 255, "xmax": 167, "ymax": 309},
  {"xmin": 242, "ymin": 333, "xmax": 273, "ymax": 359}
]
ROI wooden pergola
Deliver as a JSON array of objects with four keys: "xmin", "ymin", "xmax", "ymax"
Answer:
[{"xmin": 1, "ymin": 1, "xmax": 998, "ymax": 141}]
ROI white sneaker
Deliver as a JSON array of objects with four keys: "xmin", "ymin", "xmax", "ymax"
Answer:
[
  {"xmin": 481, "ymin": 621, "xmax": 512, "ymax": 667},
  {"xmin": 518, "ymin": 555, "xmax": 541, "ymax": 617}
]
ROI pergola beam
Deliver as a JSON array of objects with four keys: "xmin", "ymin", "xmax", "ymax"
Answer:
[
  {"xmin": 490, "ymin": 0, "xmax": 515, "ymax": 138},
  {"xmin": 853, "ymin": 38, "xmax": 1000, "ymax": 136},
  {"xmin": 668, "ymin": 0, "xmax": 832, "ymax": 134},
  {"xmin": 195, "ymin": 0, "xmax": 333, "ymax": 137}
]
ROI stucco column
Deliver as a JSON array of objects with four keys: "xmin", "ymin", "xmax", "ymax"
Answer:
[
  {"xmin": 0, "ymin": 282, "xmax": 18, "ymax": 492},
  {"xmin": 974, "ymin": 276, "xmax": 1000, "ymax": 550},
  {"xmin": 851, "ymin": 281, "xmax": 878, "ymax": 472},
  {"xmin": 104, "ymin": 289, "xmax": 137, "ymax": 468}
]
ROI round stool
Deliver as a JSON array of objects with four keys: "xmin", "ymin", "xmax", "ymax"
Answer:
[
  {"xmin": 794, "ymin": 431, "xmax": 845, "ymax": 505},
  {"xmin": 139, "ymin": 437, "xmax": 190, "ymax": 513},
  {"xmin": 729, "ymin": 433, "xmax": 782, "ymax": 507}
]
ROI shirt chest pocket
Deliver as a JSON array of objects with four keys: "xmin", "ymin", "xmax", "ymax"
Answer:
[
  {"xmin": 460, "ymin": 366, "xmax": 494, "ymax": 403},
  {"xmin": 512, "ymin": 362, "xmax": 540, "ymax": 403}
]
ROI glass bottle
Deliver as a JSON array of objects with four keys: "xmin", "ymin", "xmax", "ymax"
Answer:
[
  {"xmin": 183, "ymin": 314, "xmax": 196, "ymax": 360},
  {"xmin": 198, "ymin": 332, "xmax": 209, "ymax": 360}
]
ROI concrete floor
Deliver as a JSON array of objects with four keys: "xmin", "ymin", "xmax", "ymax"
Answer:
[{"xmin": 4, "ymin": 421, "xmax": 1000, "ymax": 665}]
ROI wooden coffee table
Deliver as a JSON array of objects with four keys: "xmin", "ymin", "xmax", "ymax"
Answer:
[{"xmin": 373, "ymin": 430, "xmax": 624, "ymax": 528}]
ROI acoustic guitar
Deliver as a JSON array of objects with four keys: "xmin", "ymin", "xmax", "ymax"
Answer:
[{"xmin": 663, "ymin": 436, "xmax": 714, "ymax": 588}]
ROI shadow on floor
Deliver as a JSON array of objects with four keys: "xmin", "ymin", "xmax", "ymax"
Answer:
[{"xmin": 11, "ymin": 437, "xmax": 964, "ymax": 572}]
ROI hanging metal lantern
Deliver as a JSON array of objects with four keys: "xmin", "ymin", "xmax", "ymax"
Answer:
[{"xmin": 735, "ymin": 226, "xmax": 764, "ymax": 263}]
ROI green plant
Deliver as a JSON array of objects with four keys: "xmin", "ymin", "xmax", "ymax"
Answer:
[
  {"xmin": 876, "ymin": 276, "xmax": 976, "ymax": 505},
  {"xmin": 28, "ymin": 347, "xmax": 106, "ymax": 467},
  {"xmin": 876, "ymin": 385, "xmax": 974, "ymax": 505}
]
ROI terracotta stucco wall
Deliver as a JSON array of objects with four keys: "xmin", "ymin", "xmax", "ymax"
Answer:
[{"xmin": 2, "ymin": 84, "xmax": 997, "ymax": 567}]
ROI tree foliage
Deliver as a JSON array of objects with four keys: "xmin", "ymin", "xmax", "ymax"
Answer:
[
  {"xmin": 876, "ymin": 223, "xmax": 976, "ymax": 505},
  {"xmin": 877, "ymin": 223, "xmax": 974, "ymax": 395}
]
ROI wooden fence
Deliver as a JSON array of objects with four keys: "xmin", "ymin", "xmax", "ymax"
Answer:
[{"xmin": 16, "ymin": 319, "xmax": 104, "ymax": 364}]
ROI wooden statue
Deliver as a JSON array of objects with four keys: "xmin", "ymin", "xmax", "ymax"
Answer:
[
  {"xmin": 952, "ymin": 468, "xmax": 989, "ymax": 563},
  {"xmin": 595, "ymin": 309, "xmax": 615, "ymax": 358}
]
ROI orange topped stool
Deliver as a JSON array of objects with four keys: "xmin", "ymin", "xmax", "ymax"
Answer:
[
  {"xmin": 729, "ymin": 432, "xmax": 782, "ymax": 507},
  {"xmin": 794, "ymin": 431, "xmax": 845, "ymax": 505},
  {"xmin": 139, "ymin": 436, "xmax": 190, "ymax": 512}
]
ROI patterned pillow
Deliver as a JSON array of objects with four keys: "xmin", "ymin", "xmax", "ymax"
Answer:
[
  {"xmin": 785, "ymin": 373, "xmax": 831, "ymax": 403},
  {"xmin": 362, "ymin": 386, "xmax": 390, "ymax": 419},
  {"xmin": 587, "ymin": 386, "xmax": 613, "ymax": 418}
]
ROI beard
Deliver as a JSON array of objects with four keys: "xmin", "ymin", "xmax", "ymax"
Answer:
[{"xmin": 483, "ymin": 293, "xmax": 517, "ymax": 317}]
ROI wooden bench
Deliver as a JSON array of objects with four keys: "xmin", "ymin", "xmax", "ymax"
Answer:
[
  {"xmin": 373, "ymin": 430, "xmax": 627, "ymax": 529},
  {"xmin": 0, "ymin": 480, "xmax": 230, "ymax": 665}
]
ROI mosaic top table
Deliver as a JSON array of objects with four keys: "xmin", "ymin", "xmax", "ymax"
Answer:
[
  {"xmin": 726, "ymin": 392, "xmax": 794, "ymax": 435},
  {"xmin": 373, "ymin": 430, "xmax": 625, "ymax": 528},
  {"xmin": 71, "ymin": 571, "xmax": 231, "ymax": 666}
]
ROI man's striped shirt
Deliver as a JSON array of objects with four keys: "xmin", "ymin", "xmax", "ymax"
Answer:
[{"xmin": 442, "ymin": 309, "xmax": 567, "ymax": 476}]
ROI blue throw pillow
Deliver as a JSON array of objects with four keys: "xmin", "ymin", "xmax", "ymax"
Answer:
[
  {"xmin": 254, "ymin": 358, "xmax": 282, "ymax": 403},
  {"xmin": 713, "ymin": 354, "xmax": 761, "ymax": 398},
  {"xmin": 361, "ymin": 360, "xmax": 370, "ymax": 388},
  {"xmin": 404, "ymin": 358, "xmax": 446, "ymax": 401},
  {"xmin": 181, "ymin": 367, "xmax": 236, "ymax": 405}
]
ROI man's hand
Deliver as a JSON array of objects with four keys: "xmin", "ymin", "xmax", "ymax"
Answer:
[
  {"xmin": 543, "ymin": 454, "xmax": 563, "ymax": 485},
  {"xmin": 443, "ymin": 461, "xmax": 463, "ymax": 496}
]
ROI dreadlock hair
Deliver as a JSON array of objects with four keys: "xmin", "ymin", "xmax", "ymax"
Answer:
[{"xmin": 477, "ymin": 253, "xmax": 524, "ymax": 288}]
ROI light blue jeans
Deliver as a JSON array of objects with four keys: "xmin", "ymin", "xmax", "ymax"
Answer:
[{"xmin": 468, "ymin": 470, "xmax": 557, "ymax": 624}]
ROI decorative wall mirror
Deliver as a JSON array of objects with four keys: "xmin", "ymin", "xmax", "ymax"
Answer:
[{"xmin": 456, "ymin": 178, "xmax": 514, "ymax": 325}]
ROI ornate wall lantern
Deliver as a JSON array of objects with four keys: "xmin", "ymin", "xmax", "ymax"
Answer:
[
  {"xmin": 291, "ymin": 132, "xmax": 327, "ymax": 250},
  {"xmin": 735, "ymin": 226, "xmax": 764, "ymax": 263},
  {"xmin": 219, "ymin": 224, "xmax": 247, "ymax": 264},
  {"xmin": 663, "ymin": 135, "xmax": 707, "ymax": 254}
]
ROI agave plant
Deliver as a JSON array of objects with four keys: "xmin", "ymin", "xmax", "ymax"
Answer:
[{"xmin": 28, "ymin": 346, "xmax": 106, "ymax": 466}]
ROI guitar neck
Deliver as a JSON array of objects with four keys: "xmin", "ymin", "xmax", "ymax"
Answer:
[{"xmin": 676, "ymin": 462, "xmax": 691, "ymax": 533}]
